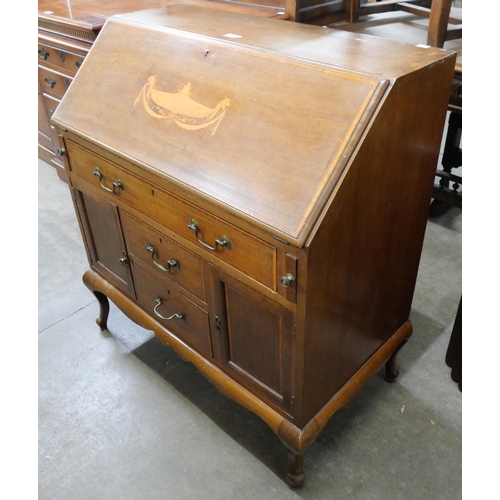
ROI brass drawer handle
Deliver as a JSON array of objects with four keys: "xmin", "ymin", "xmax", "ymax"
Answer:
[
  {"xmin": 38, "ymin": 47, "xmax": 49, "ymax": 60},
  {"xmin": 43, "ymin": 76, "xmax": 56, "ymax": 88},
  {"xmin": 153, "ymin": 296, "xmax": 184, "ymax": 321},
  {"xmin": 146, "ymin": 243, "xmax": 179, "ymax": 273},
  {"xmin": 93, "ymin": 167, "xmax": 124, "ymax": 193},
  {"xmin": 188, "ymin": 219, "xmax": 230, "ymax": 251}
]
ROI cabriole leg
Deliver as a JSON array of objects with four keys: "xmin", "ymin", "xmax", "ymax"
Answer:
[
  {"xmin": 286, "ymin": 451, "xmax": 306, "ymax": 487},
  {"xmin": 94, "ymin": 291, "xmax": 110, "ymax": 331},
  {"xmin": 384, "ymin": 339, "xmax": 408, "ymax": 383}
]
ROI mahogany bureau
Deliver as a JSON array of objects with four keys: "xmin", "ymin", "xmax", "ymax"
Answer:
[{"xmin": 51, "ymin": 5, "xmax": 456, "ymax": 486}]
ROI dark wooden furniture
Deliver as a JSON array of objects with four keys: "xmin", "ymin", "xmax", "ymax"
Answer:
[
  {"xmin": 328, "ymin": 0, "xmax": 462, "ymax": 214},
  {"xmin": 51, "ymin": 5, "xmax": 455, "ymax": 486},
  {"xmin": 446, "ymin": 297, "xmax": 462, "ymax": 391},
  {"xmin": 344, "ymin": 0, "xmax": 462, "ymax": 47},
  {"xmin": 430, "ymin": 108, "xmax": 461, "ymax": 214}
]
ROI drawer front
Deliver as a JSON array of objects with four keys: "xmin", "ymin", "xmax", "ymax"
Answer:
[
  {"xmin": 41, "ymin": 93, "xmax": 60, "ymax": 121},
  {"xmin": 121, "ymin": 211, "xmax": 206, "ymax": 302},
  {"xmin": 38, "ymin": 67, "xmax": 72, "ymax": 100},
  {"xmin": 133, "ymin": 262, "xmax": 212, "ymax": 359},
  {"xmin": 67, "ymin": 140, "xmax": 276, "ymax": 289},
  {"xmin": 38, "ymin": 44, "xmax": 85, "ymax": 76}
]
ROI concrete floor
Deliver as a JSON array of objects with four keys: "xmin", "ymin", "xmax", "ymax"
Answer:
[{"xmin": 38, "ymin": 157, "xmax": 462, "ymax": 499}]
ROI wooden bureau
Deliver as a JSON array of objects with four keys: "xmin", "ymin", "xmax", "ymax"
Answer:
[{"xmin": 51, "ymin": 5, "xmax": 456, "ymax": 486}]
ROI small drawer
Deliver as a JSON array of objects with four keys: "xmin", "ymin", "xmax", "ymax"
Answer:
[
  {"xmin": 66, "ymin": 140, "xmax": 277, "ymax": 290},
  {"xmin": 133, "ymin": 262, "xmax": 213, "ymax": 359},
  {"xmin": 121, "ymin": 211, "xmax": 206, "ymax": 302},
  {"xmin": 38, "ymin": 44, "xmax": 85, "ymax": 76},
  {"xmin": 38, "ymin": 67, "xmax": 72, "ymax": 100}
]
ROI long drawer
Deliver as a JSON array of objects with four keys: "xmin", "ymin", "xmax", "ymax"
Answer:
[
  {"xmin": 38, "ymin": 43, "xmax": 85, "ymax": 77},
  {"xmin": 133, "ymin": 261, "xmax": 213, "ymax": 360},
  {"xmin": 66, "ymin": 139, "xmax": 276, "ymax": 289},
  {"xmin": 122, "ymin": 211, "xmax": 207, "ymax": 302}
]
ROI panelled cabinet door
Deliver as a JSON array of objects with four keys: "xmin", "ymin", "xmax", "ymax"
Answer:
[
  {"xmin": 72, "ymin": 186, "xmax": 135, "ymax": 298},
  {"xmin": 209, "ymin": 265, "xmax": 294, "ymax": 415}
]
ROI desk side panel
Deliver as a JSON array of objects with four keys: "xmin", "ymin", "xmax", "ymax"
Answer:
[{"xmin": 296, "ymin": 54, "xmax": 456, "ymax": 426}]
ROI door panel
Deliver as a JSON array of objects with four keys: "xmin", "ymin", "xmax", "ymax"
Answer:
[
  {"xmin": 210, "ymin": 265, "xmax": 294, "ymax": 414},
  {"xmin": 73, "ymin": 186, "xmax": 135, "ymax": 298}
]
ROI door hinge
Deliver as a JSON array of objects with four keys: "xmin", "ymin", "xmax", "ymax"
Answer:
[
  {"xmin": 293, "ymin": 324, "xmax": 297, "ymax": 340},
  {"xmin": 291, "ymin": 395, "xmax": 295, "ymax": 408}
]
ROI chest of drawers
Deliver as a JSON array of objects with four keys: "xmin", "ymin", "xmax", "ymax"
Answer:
[
  {"xmin": 51, "ymin": 5, "xmax": 456, "ymax": 486},
  {"xmin": 38, "ymin": 30, "xmax": 89, "ymax": 181},
  {"xmin": 37, "ymin": 1, "xmax": 113, "ymax": 181}
]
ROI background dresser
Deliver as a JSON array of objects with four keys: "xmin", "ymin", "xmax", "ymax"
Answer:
[{"xmin": 51, "ymin": 5, "xmax": 455, "ymax": 486}]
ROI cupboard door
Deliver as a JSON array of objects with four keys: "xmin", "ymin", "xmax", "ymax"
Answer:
[
  {"xmin": 73, "ymin": 187, "xmax": 134, "ymax": 298},
  {"xmin": 209, "ymin": 265, "xmax": 294, "ymax": 414}
]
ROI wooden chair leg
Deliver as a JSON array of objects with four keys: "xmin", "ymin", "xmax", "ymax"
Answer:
[{"xmin": 430, "ymin": 111, "xmax": 462, "ymax": 216}]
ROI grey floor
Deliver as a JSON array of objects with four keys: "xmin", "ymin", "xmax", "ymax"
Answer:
[{"xmin": 38, "ymin": 157, "xmax": 462, "ymax": 499}]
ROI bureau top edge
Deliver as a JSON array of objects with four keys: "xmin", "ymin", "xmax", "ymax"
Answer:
[{"xmin": 113, "ymin": 4, "xmax": 456, "ymax": 80}]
